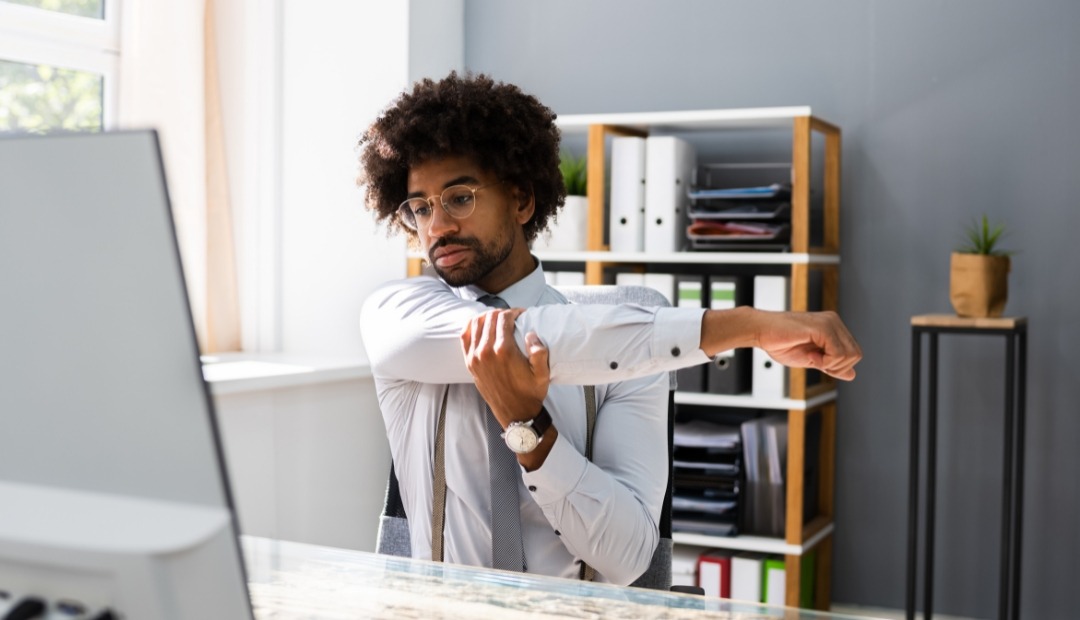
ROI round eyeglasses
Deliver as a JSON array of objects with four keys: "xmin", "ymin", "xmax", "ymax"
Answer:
[{"xmin": 396, "ymin": 182, "xmax": 502, "ymax": 231}]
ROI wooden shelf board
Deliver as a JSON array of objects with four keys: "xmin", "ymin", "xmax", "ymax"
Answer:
[
  {"xmin": 674, "ymin": 390, "xmax": 837, "ymax": 411},
  {"xmin": 911, "ymin": 314, "xmax": 1027, "ymax": 329},
  {"xmin": 535, "ymin": 251, "xmax": 839, "ymax": 265},
  {"xmin": 556, "ymin": 107, "xmax": 815, "ymax": 134},
  {"xmin": 673, "ymin": 522, "xmax": 833, "ymax": 556}
]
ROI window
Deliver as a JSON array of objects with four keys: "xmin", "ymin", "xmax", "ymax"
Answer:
[
  {"xmin": 0, "ymin": 0, "xmax": 118, "ymax": 133},
  {"xmin": 5, "ymin": 0, "xmax": 103, "ymax": 19}
]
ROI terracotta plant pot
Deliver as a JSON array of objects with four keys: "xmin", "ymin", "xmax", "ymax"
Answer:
[{"xmin": 949, "ymin": 252, "xmax": 1010, "ymax": 317}]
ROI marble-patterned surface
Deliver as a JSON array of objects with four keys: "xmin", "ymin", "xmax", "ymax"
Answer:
[{"xmin": 241, "ymin": 537, "xmax": 870, "ymax": 620}]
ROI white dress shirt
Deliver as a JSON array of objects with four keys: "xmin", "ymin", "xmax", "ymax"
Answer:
[{"xmin": 360, "ymin": 262, "xmax": 710, "ymax": 585}]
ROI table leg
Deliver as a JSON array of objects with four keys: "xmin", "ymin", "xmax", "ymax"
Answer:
[
  {"xmin": 1010, "ymin": 331, "xmax": 1027, "ymax": 620},
  {"xmin": 907, "ymin": 330, "xmax": 922, "ymax": 620},
  {"xmin": 925, "ymin": 332, "xmax": 939, "ymax": 620},
  {"xmin": 999, "ymin": 334, "xmax": 1016, "ymax": 619}
]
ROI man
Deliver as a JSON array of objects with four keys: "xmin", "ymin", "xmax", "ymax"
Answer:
[{"xmin": 359, "ymin": 72, "xmax": 861, "ymax": 585}]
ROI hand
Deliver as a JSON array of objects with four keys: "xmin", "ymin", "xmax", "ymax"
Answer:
[
  {"xmin": 753, "ymin": 310, "xmax": 862, "ymax": 380},
  {"xmin": 460, "ymin": 308, "xmax": 551, "ymax": 427}
]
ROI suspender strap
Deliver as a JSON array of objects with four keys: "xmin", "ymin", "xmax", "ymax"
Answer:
[
  {"xmin": 431, "ymin": 386, "xmax": 450, "ymax": 562},
  {"xmin": 578, "ymin": 385, "xmax": 598, "ymax": 582},
  {"xmin": 431, "ymin": 384, "xmax": 600, "ymax": 583}
]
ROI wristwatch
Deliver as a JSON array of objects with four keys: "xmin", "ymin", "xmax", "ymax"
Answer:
[{"xmin": 501, "ymin": 406, "xmax": 553, "ymax": 454}]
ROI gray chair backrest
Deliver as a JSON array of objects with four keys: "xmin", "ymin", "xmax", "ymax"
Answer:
[{"xmin": 375, "ymin": 284, "xmax": 677, "ymax": 590}]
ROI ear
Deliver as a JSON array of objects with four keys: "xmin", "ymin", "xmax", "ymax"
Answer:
[{"xmin": 512, "ymin": 185, "xmax": 535, "ymax": 225}]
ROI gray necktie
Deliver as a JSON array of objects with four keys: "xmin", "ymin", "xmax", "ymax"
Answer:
[{"xmin": 477, "ymin": 294, "xmax": 525, "ymax": 572}]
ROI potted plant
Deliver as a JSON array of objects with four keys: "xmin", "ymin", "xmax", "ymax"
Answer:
[
  {"xmin": 560, "ymin": 150, "xmax": 588, "ymax": 198},
  {"xmin": 950, "ymin": 215, "xmax": 1013, "ymax": 317},
  {"xmin": 534, "ymin": 152, "xmax": 589, "ymax": 252}
]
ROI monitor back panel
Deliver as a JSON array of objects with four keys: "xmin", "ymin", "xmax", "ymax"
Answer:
[{"xmin": 0, "ymin": 131, "xmax": 230, "ymax": 510}]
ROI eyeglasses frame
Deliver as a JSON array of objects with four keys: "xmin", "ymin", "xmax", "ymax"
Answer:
[{"xmin": 396, "ymin": 181, "xmax": 504, "ymax": 231}]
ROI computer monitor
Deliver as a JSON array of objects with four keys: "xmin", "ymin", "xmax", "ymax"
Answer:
[{"xmin": 0, "ymin": 131, "xmax": 253, "ymax": 619}]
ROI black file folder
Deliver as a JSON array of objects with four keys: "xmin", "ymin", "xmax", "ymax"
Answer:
[
  {"xmin": 706, "ymin": 276, "xmax": 752, "ymax": 395},
  {"xmin": 675, "ymin": 274, "xmax": 707, "ymax": 392}
]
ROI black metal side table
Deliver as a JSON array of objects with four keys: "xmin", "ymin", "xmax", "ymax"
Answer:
[{"xmin": 907, "ymin": 314, "xmax": 1027, "ymax": 620}]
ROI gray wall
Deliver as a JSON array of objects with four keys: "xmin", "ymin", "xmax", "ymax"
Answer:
[{"xmin": 464, "ymin": 1, "xmax": 1080, "ymax": 617}]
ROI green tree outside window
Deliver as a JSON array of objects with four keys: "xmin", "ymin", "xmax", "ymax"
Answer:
[{"xmin": 0, "ymin": 60, "xmax": 103, "ymax": 133}]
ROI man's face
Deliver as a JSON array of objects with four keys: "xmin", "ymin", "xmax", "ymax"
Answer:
[{"xmin": 406, "ymin": 155, "xmax": 528, "ymax": 288}]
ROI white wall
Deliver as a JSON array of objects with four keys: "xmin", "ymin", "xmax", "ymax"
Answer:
[
  {"xmin": 279, "ymin": 1, "xmax": 408, "ymax": 357},
  {"xmin": 215, "ymin": 0, "xmax": 463, "ymax": 358},
  {"xmin": 213, "ymin": 0, "xmax": 284, "ymax": 353},
  {"xmin": 207, "ymin": 0, "xmax": 464, "ymax": 552},
  {"xmin": 214, "ymin": 376, "xmax": 388, "ymax": 551}
]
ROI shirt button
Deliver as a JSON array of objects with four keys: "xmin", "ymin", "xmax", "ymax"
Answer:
[
  {"xmin": 671, "ymin": 347, "xmax": 681, "ymax": 357},
  {"xmin": 528, "ymin": 485, "xmax": 537, "ymax": 492},
  {"xmin": 609, "ymin": 361, "xmax": 618, "ymax": 370},
  {"xmin": 554, "ymin": 530, "xmax": 561, "ymax": 536}
]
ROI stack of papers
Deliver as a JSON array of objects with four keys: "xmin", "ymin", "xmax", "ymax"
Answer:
[
  {"xmin": 672, "ymin": 419, "xmax": 743, "ymax": 537},
  {"xmin": 673, "ymin": 419, "xmax": 740, "ymax": 449}
]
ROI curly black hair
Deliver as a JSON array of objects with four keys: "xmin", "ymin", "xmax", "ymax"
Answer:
[{"xmin": 357, "ymin": 72, "xmax": 565, "ymax": 243}]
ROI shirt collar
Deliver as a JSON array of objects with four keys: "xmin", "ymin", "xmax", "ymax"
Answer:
[{"xmin": 456, "ymin": 258, "xmax": 548, "ymax": 308}]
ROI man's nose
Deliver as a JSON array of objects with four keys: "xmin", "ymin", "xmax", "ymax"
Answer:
[{"xmin": 426, "ymin": 199, "xmax": 458, "ymax": 238}]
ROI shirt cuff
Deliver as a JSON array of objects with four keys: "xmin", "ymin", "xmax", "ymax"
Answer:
[
  {"xmin": 653, "ymin": 306, "xmax": 711, "ymax": 366},
  {"xmin": 521, "ymin": 432, "xmax": 588, "ymax": 506}
]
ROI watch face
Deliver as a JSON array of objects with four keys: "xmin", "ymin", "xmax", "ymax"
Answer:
[{"xmin": 505, "ymin": 424, "xmax": 539, "ymax": 454}]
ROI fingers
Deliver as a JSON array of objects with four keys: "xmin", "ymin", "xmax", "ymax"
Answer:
[
  {"xmin": 763, "ymin": 311, "xmax": 861, "ymax": 381},
  {"xmin": 460, "ymin": 309, "xmax": 496, "ymax": 362},
  {"xmin": 461, "ymin": 309, "xmax": 489, "ymax": 356},
  {"xmin": 478, "ymin": 306, "xmax": 500, "ymax": 354},
  {"xmin": 525, "ymin": 331, "xmax": 550, "ymax": 384},
  {"xmin": 460, "ymin": 308, "xmax": 527, "ymax": 364},
  {"xmin": 494, "ymin": 308, "xmax": 526, "ymax": 353},
  {"xmin": 817, "ymin": 313, "xmax": 862, "ymax": 380}
]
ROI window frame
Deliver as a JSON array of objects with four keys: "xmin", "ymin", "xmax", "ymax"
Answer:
[{"xmin": 0, "ymin": 1, "xmax": 120, "ymax": 129}]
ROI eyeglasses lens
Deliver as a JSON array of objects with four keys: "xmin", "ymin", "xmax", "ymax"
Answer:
[{"xmin": 397, "ymin": 185, "xmax": 478, "ymax": 231}]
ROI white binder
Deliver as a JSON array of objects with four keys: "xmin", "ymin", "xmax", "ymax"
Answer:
[
  {"xmin": 752, "ymin": 275, "xmax": 790, "ymax": 398},
  {"xmin": 644, "ymin": 136, "xmax": 696, "ymax": 253},
  {"xmin": 643, "ymin": 273, "xmax": 676, "ymax": 306},
  {"xmin": 545, "ymin": 271, "xmax": 585, "ymax": 286},
  {"xmin": 614, "ymin": 272, "xmax": 644, "ymax": 287},
  {"xmin": 730, "ymin": 552, "xmax": 766, "ymax": 603},
  {"xmin": 609, "ymin": 136, "xmax": 647, "ymax": 253}
]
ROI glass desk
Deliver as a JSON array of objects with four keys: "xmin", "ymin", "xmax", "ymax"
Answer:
[{"xmin": 242, "ymin": 536, "xmax": 875, "ymax": 619}]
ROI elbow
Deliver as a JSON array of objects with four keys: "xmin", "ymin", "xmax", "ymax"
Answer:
[{"xmin": 602, "ymin": 528, "xmax": 659, "ymax": 586}]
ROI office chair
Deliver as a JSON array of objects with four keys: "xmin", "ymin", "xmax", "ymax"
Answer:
[{"xmin": 375, "ymin": 284, "xmax": 677, "ymax": 590}]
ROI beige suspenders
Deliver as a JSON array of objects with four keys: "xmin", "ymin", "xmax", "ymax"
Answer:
[
  {"xmin": 431, "ymin": 385, "xmax": 599, "ymax": 582},
  {"xmin": 430, "ymin": 386, "xmax": 450, "ymax": 563},
  {"xmin": 577, "ymin": 385, "xmax": 598, "ymax": 582}
]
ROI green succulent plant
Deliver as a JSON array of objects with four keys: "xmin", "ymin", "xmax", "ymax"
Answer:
[
  {"xmin": 559, "ymin": 151, "xmax": 588, "ymax": 196},
  {"xmin": 957, "ymin": 215, "xmax": 1012, "ymax": 256}
]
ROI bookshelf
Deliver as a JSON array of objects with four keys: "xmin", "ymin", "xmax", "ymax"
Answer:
[{"xmin": 554, "ymin": 107, "xmax": 842, "ymax": 609}]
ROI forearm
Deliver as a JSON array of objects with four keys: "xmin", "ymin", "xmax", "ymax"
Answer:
[
  {"xmin": 699, "ymin": 305, "xmax": 761, "ymax": 355},
  {"xmin": 526, "ymin": 439, "xmax": 661, "ymax": 585},
  {"xmin": 522, "ymin": 375, "xmax": 668, "ymax": 585}
]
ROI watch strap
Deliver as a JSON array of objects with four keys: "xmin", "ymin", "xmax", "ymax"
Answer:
[{"xmin": 529, "ymin": 405, "xmax": 553, "ymax": 439}]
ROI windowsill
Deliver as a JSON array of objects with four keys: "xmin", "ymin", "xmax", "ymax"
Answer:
[{"xmin": 201, "ymin": 353, "xmax": 372, "ymax": 396}]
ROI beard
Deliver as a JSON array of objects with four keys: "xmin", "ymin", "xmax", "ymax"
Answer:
[{"xmin": 428, "ymin": 232, "xmax": 515, "ymax": 287}]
